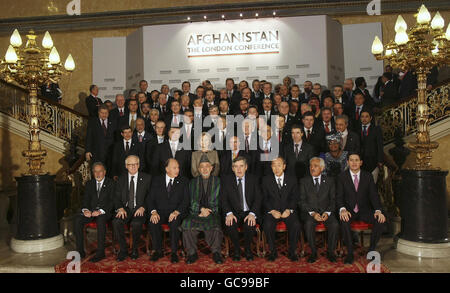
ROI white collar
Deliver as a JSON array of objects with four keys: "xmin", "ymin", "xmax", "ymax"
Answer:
[
  {"xmin": 96, "ymin": 178, "xmax": 105, "ymax": 185},
  {"xmin": 128, "ymin": 172, "xmax": 138, "ymax": 179},
  {"xmin": 166, "ymin": 174, "xmax": 176, "ymax": 185},
  {"xmin": 275, "ymin": 173, "xmax": 284, "ymax": 182},
  {"xmin": 137, "ymin": 130, "xmax": 145, "ymax": 136},
  {"xmin": 350, "ymin": 169, "xmax": 361, "ymax": 178}
]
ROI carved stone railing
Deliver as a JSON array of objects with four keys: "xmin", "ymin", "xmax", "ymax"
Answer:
[
  {"xmin": 376, "ymin": 82, "xmax": 450, "ymax": 145},
  {"xmin": 0, "ymin": 80, "xmax": 88, "ymax": 147}
]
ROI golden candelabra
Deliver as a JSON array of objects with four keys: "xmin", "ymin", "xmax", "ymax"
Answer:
[
  {"xmin": 371, "ymin": 4, "xmax": 450, "ymax": 170},
  {"xmin": 0, "ymin": 29, "xmax": 75, "ymax": 175}
]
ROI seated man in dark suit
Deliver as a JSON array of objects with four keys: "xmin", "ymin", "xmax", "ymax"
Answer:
[
  {"xmin": 111, "ymin": 125, "xmax": 145, "ymax": 179},
  {"xmin": 281, "ymin": 124, "xmax": 314, "ymax": 181},
  {"xmin": 113, "ymin": 155, "xmax": 152, "ymax": 261},
  {"xmin": 221, "ymin": 156, "xmax": 262, "ymax": 261},
  {"xmin": 337, "ymin": 152, "xmax": 386, "ymax": 264},
  {"xmin": 148, "ymin": 159, "xmax": 190, "ymax": 263},
  {"xmin": 74, "ymin": 162, "xmax": 114, "ymax": 262},
  {"xmin": 299, "ymin": 157, "xmax": 339, "ymax": 263},
  {"xmin": 85, "ymin": 105, "xmax": 117, "ymax": 170},
  {"xmin": 262, "ymin": 157, "xmax": 301, "ymax": 262},
  {"xmin": 335, "ymin": 115, "xmax": 360, "ymax": 153}
]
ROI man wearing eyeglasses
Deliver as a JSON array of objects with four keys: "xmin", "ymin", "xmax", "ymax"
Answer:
[{"xmin": 112, "ymin": 155, "xmax": 152, "ymax": 261}]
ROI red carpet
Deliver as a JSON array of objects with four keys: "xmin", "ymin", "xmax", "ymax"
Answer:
[{"xmin": 56, "ymin": 234, "xmax": 390, "ymax": 273}]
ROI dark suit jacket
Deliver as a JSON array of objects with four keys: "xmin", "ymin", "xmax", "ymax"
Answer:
[
  {"xmin": 399, "ymin": 71, "xmax": 418, "ymax": 99},
  {"xmin": 109, "ymin": 107, "xmax": 129, "ymax": 125},
  {"xmin": 346, "ymin": 103, "xmax": 373, "ymax": 132},
  {"xmin": 85, "ymin": 117, "xmax": 117, "ymax": 165},
  {"xmin": 219, "ymin": 150, "xmax": 255, "ymax": 177},
  {"xmin": 261, "ymin": 174, "xmax": 299, "ymax": 213},
  {"xmin": 353, "ymin": 88, "xmax": 374, "ymax": 107},
  {"xmin": 85, "ymin": 95, "xmax": 103, "ymax": 117},
  {"xmin": 111, "ymin": 140, "xmax": 146, "ymax": 177},
  {"xmin": 337, "ymin": 170, "xmax": 382, "ymax": 218},
  {"xmin": 118, "ymin": 112, "xmax": 142, "ymax": 129},
  {"xmin": 299, "ymin": 175, "xmax": 336, "ymax": 218},
  {"xmin": 379, "ymin": 80, "xmax": 399, "ymax": 106},
  {"xmin": 303, "ymin": 126, "xmax": 326, "ymax": 156},
  {"xmin": 220, "ymin": 173, "xmax": 262, "ymax": 219},
  {"xmin": 81, "ymin": 177, "xmax": 115, "ymax": 215},
  {"xmin": 147, "ymin": 175, "xmax": 190, "ymax": 218},
  {"xmin": 114, "ymin": 172, "xmax": 152, "ymax": 212},
  {"xmin": 230, "ymin": 90, "xmax": 243, "ymax": 114},
  {"xmin": 164, "ymin": 113, "xmax": 183, "ymax": 129},
  {"xmin": 343, "ymin": 130, "xmax": 361, "ymax": 153},
  {"xmin": 151, "ymin": 141, "xmax": 192, "ymax": 178},
  {"xmin": 358, "ymin": 124, "xmax": 384, "ymax": 172},
  {"xmin": 281, "ymin": 141, "xmax": 315, "ymax": 180}
]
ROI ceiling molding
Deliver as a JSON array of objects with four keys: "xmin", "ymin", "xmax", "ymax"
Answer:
[{"xmin": 0, "ymin": 0, "xmax": 448, "ymax": 35}]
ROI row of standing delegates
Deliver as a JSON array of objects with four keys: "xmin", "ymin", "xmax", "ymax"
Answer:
[
  {"xmin": 85, "ymin": 100, "xmax": 383, "ymax": 188},
  {"xmin": 74, "ymin": 150, "xmax": 386, "ymax": 265}
]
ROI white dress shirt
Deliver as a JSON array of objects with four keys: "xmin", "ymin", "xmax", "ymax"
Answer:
[
  {"xmin": 339, "ymin": 169, "xmax": 380, "ymax": 214},
  {"xmin": 293, "ymin": 140, "xmax": 303, "ymax": 153},
  {"xmin": 169, "ymin": 139, "xmax": 179, "ymax": 156},
  {"xmin": 262, "ymin": 139, "xmax": 271, "ymax": 151},
  {"xmin": 129, "ymin": 113, "xmax": 137, "ymax": 125},
  {"xmin": 123, "ymin": 139, "xmax": 132, "ymax": 150},
  {"xmin": 157, "ymin": 135, "xmax": 165, "ymax": 144},
  {"xmin": 225, "ymin": 175, "xmax": 256, "ymax": 218},
  {"xmin": 137, "ymin": 130, "xmax": 145, "ymax": 139},
  {"xmin": 309, "ymin": 174, "xmax": 331, "ymax": 216}
]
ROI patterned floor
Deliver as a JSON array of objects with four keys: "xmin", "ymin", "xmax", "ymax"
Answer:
[{"xmin": 55, "ymin": 232, "xmax": 390, "ymax": 273}]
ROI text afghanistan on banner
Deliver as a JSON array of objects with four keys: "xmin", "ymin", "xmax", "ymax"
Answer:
[{"xmin": 187, "ymin": 30, "xmax": 280, "ymax": 58}]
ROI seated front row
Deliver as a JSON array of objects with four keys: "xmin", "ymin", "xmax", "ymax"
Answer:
[{"xmin": 74, "ymin": 153, "xmax": 386, "ymax": 265}]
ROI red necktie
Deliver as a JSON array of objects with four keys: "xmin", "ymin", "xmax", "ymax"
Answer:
[
  {"xmin": 119, "ymin": 109, "xmax": 124, "ymax": 117},
  {"xmin": 101, "ymin": 119, "xmax": 107, "ymax": 136},
  {"xmin": 355, "ymin": 107, "xmax": 360, "ymax": 120},
  {"xmin": 325, "ymin": 123, "xmax": 330, "ymax": 133}
]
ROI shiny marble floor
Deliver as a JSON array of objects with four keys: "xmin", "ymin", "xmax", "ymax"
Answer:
[{"xmin": 0, "ymin": 222, "xmax": 448, "ymax": 273}]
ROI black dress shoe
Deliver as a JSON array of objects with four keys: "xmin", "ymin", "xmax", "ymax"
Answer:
[
  {"xmin": 245, "ymin": 251, "xmax": 254, "ymax": 261},
  {"xmin": 150, "ymin": 250, "xmax": 163, "ymax": 262},
  {"xmin": 344, "ymin": 254, "xmax": 354, "ymax": 264},
  {"xmin": 77, "ymin": 251, "xmax": 86, "ymax": 259},
  {"xmin": 130, "ymin": 249, "xmax": 139, "ymax": 260},
  {"xmin": 186, "ymin": 253, "xmax": 198, "ymax": 264},
  {"xmin": 90, "ymin": 253, "xmax": 105, "ymax": 263},
  {"xmin": 171, "ymin": 253, "xmax": 179, "ymax": 263},
  {"xmin": 116, "ymin": 251, "xmax": 128, "ymax": 262},
  {"xmin": 213, "ymin": 252, "xmax": 223, "ymax": 264},
  {"xmin": 288, "ymin": 253, "xmax": 299, "ymax": 262},
  {"xmin": 327, "ymin": 253, "xmax": 337, "ymax": 263},
  {"xmin": 307, "ymin": 253, "xmax": 317, "ymax": 263},
  {"xmin": 267, "ymin": 251, "xmax": 277, "ymax": 262},
  {"xmin": 232, "ymin": 251, "xmax": 241, "ymax": 261}
]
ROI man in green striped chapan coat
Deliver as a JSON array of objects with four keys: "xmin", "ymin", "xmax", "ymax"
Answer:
[{"xmin": 181, "ymin": 154, "xmax": 223, "ymax": 265}]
